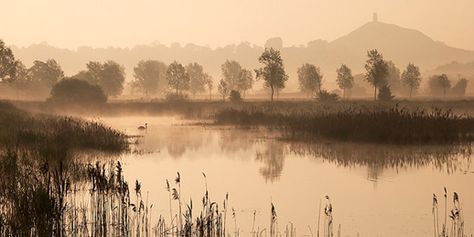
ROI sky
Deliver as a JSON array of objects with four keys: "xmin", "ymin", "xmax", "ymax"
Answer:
[{"xmin": 1, "ymin": 0, "xmax": 474, "ymax": 50}]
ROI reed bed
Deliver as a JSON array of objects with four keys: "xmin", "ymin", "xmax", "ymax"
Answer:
[
  {"xmin": 0, "ymin": 149, "xmax": 311, "ymax": 237},
  {"xmin": 214, "ymin": 106, "xmax": 474, "ymax": 144},
  {"xmin": 0, "ymin": 102, "xmax": 129, "ymax": 156}
]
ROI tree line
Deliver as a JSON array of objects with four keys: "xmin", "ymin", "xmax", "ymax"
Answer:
[{"xmin": 0, "ymin": 39, "xmax": 469, "ymax": 103}]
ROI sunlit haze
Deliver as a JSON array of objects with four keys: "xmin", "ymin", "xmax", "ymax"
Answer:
[{"xmin": 2, "ymin": 0, "xmax": 474, "ymax": 49}]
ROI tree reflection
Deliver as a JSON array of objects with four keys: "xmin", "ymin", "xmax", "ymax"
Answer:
[
  {"xmin": 255, "ymin": 139, "xmax": 286, "ymax": 182},
  {"xmin": 289, "ymin": 142, "xmax": 472, "ymax": 180}
]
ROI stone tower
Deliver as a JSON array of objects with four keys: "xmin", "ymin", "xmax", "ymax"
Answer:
[{"xmin": 373, "ymin": 13, "xmax": 378, "ymax": 22}]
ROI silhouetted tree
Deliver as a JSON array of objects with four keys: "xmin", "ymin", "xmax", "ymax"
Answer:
[
  {"xmin": 316, "ymin": 90, "xmax": 339, "ymax": 103},
  {"xmin": 297, "ymin": 63, "xmax": 322, "ymax": 98},
  {"xmin": 80, "ymin": 61, "xmax": 125, "ymax": 97},
  {"xmin": 48, "ymin": 78, "xmax": 107, "ymax": 105},
  {"xmin": 229, "ymin": 90, "xmax": 242, "ymax": 102},
  {"xmin": 0, "ymin": 40, "xmax": 16, "ymax": 84},
  {"xmin": 5, "ymin": 61, "xmax": 30, "ymax": 100},
  {"xmin": 255, "ymin": 48, "xmax": 288, "ymax": 102},
  {"xmin": 12, "ymin": 61, "xmax": 30, "ymax": 86},
  {"xmin": 365, "ymin": 49, "xmax": 388, "ymax": 101},
  {"xmin": 186, "ymin": 62, "xmax": 208, "ymax": 97},
  {"xmin": 336, "ymin": 64, "xmax": 354, "ymax": 99},
  {"xmin": 166, "ymin": 61, "xmax": 189, "ymax": 95},
  {"xmin": 429, "ymin": 74, "xmax": 451, "ymax": 97},
  {"xmin": 217, "ymin": 79, "xmax": 229, "ymax": 102},
  {"xmin": 378, "ymin": 85, "xmax": 394, "ymax": 101},
  {"xmin": 401, "ymin": 63, "xmax": 422, "ymax": 97},
  {"xmin": 221, "ymin": 60, "xmax": 254, "ymax": 95},
  {"xmin": 451, "ymin": 78, "xmax": 468, "ymax": 97},
  {"xmin": 205, "ymin": 76, "xmax": 214, "ymax": 100},
  {"xmin": 239, "ymin": 69, "xmax": 253, "ymax": 97},
  {"xmin": 29, "ymin": 59, "xmax": 64, "ymax": 89},
  {"xmin": 264, "ymin": 37, "xmax": 283, "ymax": 50},
  {"xmin": 132, "ymin": 60, "xmax": 167, "ymax": 96},
  {"xmin": 385, "ymin": 61, "xmax": 401, "ymax": 93}
]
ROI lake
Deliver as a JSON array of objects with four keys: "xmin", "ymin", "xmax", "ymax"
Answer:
[{"xmin": 97, "ymin": 115, "xmax": 474, "ymax": 237}]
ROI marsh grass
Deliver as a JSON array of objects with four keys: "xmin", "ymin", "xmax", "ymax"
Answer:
[
  {"xmin": 433, "ymin": 188, "xmax": 469, "ymax": 237},
  {"xmin": 0, "ymin": 102, "xmax": 129, "ymax": 156},
  {"xmin": 215, "ymin": 106, "xmax": 474, "ymax": 144}
]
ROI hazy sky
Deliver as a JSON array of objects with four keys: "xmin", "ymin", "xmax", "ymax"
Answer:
[{"xmin": 2, "ymin": 0, "xmax": 474, "ymax": 50}]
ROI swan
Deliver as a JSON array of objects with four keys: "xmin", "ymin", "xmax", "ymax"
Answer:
[{"xmin": 137, "ymin": 123, "xmax": 148, "ymax": 130}]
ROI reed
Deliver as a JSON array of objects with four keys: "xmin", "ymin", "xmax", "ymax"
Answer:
[
  {"xmin": 433, "ymin": 188, "xmax": 467, "ymax": 237},
  {"xmin": 214, "ymin": 106, "xmax": 474, "ymax": 144}
]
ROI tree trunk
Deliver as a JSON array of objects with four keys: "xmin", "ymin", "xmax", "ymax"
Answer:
[
  {"xmin": 374, "ymin": 85, "xmax": 377, "ymax": 101},
  {"xmin": 270, "ymin": 85, "xmax": 274, "ymax": 103},
  {"xmin": 410, "ymin": 87, "xmax": 413, "ymax": 98}
]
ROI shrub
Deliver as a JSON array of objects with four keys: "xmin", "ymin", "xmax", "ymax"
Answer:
[
  {"xmin": 48, "ymin": 78, "xmax": 107, "ymax": 106},
  {"xmin": 229, "ymin": 90, "xmax": 242, "ymax": 102},
  {"xmin": 378, "ymin": 85, "xmax": 394, "ymax": 101},
  {"xmin": 316, "ymin": 90, "xmax": 339, "ymax": 102}
]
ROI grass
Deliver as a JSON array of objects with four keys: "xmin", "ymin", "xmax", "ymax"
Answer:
[
  {"xmin": 0, "ymin": 147, "xmax": 471, "ymax": 236},
  {"xmin": 0, "ymin": 101, "xmax": 129, "ymax": 157},
  {"xmin": 214, "ymin": 105, "xmax": 474, "ymax": 144}
]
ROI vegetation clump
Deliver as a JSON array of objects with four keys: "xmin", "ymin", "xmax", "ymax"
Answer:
[
  {"xmin": 229, "ymin": 90, "xmax": 242, "ymax": 103},
  {"xmin": 0, "ymin": 102, "xmax": 128, "ymax": 154},
  {"xmin": 316, "ymin": 90, "xmax": 340, "ymax": 103},
  {"xmin": 48, "ymin": 78, "xmax": 107, "ymax": 106},
  {"xmin": 215, "ymin": 106, "xmax": 474, "ymax": 144}
]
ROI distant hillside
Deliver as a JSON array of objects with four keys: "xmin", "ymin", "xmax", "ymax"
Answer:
[
  {"xmin": 328, "ymin": 21, "xmax": 474, "ymax": 71},
  {"xmin": 428, "ymin": 61, "xmax": 474, "ymax": 75},
  {"xmin": 9, "ymin": 19, "xmax": 474, "ymax": 93}
]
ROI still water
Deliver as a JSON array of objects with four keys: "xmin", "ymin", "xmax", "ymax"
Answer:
[{"xmin": 97, "ymin": 116, "xmax": 473, "ymax": 237}]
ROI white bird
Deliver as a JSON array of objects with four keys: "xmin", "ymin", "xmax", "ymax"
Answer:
[{"xmin": 137, "ymin": 123, "xmax": 148, "ymax": 130}]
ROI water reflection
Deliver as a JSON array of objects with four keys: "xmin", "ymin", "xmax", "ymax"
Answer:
[
  {"xmin": 256, "ymin": 139, "xmax": 286, "ymax": 182},
  {"xmin": 289, "ymin": 142, "xmax": 472, "ymax": 180},
  {"xmin": 97, "ymin": 116, "xmax": 474, "ymax": 237},
  {"xmin": 127, "ymin": 118, "xmax": 473, "ymax": 182}
]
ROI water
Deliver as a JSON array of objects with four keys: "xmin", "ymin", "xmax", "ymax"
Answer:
[{"xmin": 97, "ymin": 115, "xmax": 474, "ymax": 237}]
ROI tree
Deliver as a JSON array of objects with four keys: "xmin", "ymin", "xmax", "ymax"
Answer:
[
  {"xmin": 221, "ymin": 60, "xmax": 254, "ymax": 94},
  {"xmin": 255, "ymin": 48, "xmax": 288, "ymax": 102},
  {"xmin": 229, "ymin": 90, "xmax": 242, "ymax": 102},
  {"xmin": 297, "ymin": 63, "xmax": 323, "ymax": 98},
  {"xmin": 365, "ymin": 49, "xmax": 389, "ymax": 101},
  {"xmin": 186, "ymin": 62, "xmax": 208, "ymax": 97},
  {"xmin": 336, "ymin": 64, "xmax": 354, "ymax": 99},
  {"xmin": 217, "ymin": 79, "xmax": 229, "ymax": 101},
  {"xmin": 97, "ymin": 61, "xmax": 125, "ymax": 97},
  {"xmin": 0, "ymin": 40, "xmax": 16, "ymax": 83},
  {"xmin": 81, "ymin": 61, "xmax": 125, "ymax": 97},
  {"xmin": 401, "ymin": 63, "xmax": 422, "ymax": 97},
  {"xmin": 239, "ymin": 69, "xmax": 254, "ymax": 97},
  {"xmin": 378, "ymin": 85, "xmax": 394, "ymax": 101},
  {"xmin": 166, "ymin": 61, "xmax": 189, "ymax": 95},
  {"xmin": 451, "ymin": 78, "xmax": 468, "ymax": 97},
  {"xmin": 205, "ymin": 76, "xmax": 214, "ymax": 100},
  {"xmin": 132, "ymin": 60, "xmax": 167, "ymax": 96},
  {"xmin": 48, "ymin": 78, "xmax": 107, "ymax": 106},
  {"xmin": 385, "ymin": 61, "xmax": 401, "ymax": 93},
  {"xmin": 429, "ymin": 74, "xmax": 451, "ymax": 97},
  {"xmin": 29, "ymin": 59, "xmax": 64, "ymax": 89}
]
